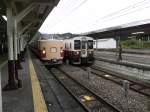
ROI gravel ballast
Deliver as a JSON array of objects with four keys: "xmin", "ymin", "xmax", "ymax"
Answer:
[{"xmin": 60, "ymin": 64, "xmax": 150, "ymax": 112}]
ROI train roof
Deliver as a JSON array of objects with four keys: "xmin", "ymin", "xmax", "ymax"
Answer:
[
  {"xmin": 64, "ymin": 36, "xmax": 93, "ymax": 40},
  {"xmin": 38, "ymin": 39, "xmax": 63, "ymax": 42}
]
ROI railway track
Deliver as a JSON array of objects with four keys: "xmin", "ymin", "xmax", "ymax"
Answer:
[
  {"xmin": 49, "ymin": 67, "xmax": 120, "ymax": 112},
  {"xmin": 31, "ymin": 59, "xmax": 66, "ymax": 112},
  {"xmin": 82, "ymin": 65, "xmax": 150, "ymax": 97}
]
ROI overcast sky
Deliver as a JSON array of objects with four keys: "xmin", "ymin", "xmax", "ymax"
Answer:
[{"xmin": 39, "ymin": 0, "xmax": 150, "ymax": 34}]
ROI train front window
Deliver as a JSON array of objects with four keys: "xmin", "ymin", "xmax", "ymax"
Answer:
[
  {"xmin": 88, "ymin": 40, "xmax": 93, "ymax": 49},
  {"xmin": 82, "ymin": 41, "xmax": 86, "ymax": 49},
  {"xmin": 50, "ymin": 47, "xmax": 57, "ymax": 52},
  {"xmin": 74, "ymin": 40, "xmax": 80, "ymax": 49}
]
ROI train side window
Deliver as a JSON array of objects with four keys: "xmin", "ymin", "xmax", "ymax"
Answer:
[
  {"xmin": 74, "ymin": 40, "xmax": 80, "ymax": 49},
  {"xmin": 50, "ymin": 47, "xmax": 57, "ymax": 52},
  {"xmin": 88, "ymin": 40, "xmax": 93, "ymax": 49}
]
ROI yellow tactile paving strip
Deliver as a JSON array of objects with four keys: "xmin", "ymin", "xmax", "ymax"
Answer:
[{"xmin": 28, "ymin": 53, "xmax": 48, "ymax": 112}]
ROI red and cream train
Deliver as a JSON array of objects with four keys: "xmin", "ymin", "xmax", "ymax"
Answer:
[{"xmin": 63, "ymin": 36, "xmax": 94, "ymax": 64}]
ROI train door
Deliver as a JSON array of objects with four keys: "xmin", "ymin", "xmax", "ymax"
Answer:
[
  {"xmin": 87, "ymin": 40, "xmax": 94, "ymax": 63},
  {"xmin": 88, "ymin": 40, "xmax": 94, "ymax": 50},
  {"xmin": 81, "ymin": 37, "xmax": 88, "ymax": 58}
]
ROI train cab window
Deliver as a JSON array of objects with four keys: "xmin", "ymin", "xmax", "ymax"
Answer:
[
  {"xmin": 74, "ymin": 40, "xmax": 81, "ymax": 49},
  {"xmin": 70, "ymin": 43, "xmax": 72, "ymax": 49},
  {"xmin": 88, "ymin": 40, "xmax": 93, "ymax": 49},
  {"xmin": 50, "ymin": 47, "xmax": 57, "ymax": 52},
  {"xmin": 82, "ymin": 41, "xmax": 86, "ymax": 49}
]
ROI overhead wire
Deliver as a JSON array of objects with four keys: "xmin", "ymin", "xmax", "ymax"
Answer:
[
  {"xmin": 72, "ymin": 0, "xmax": 150, "ymax": 32},
  {"xmin": 90, "ymin": 0, "xmax": 150, "ymax": 27},
  {"xmin": 43, "ymin": 0, "xmax": 150, "ymax": 33},
  {"xmin": 102, "ymin": 3, "xmax": 150, "ymax": 22},
  {"xmin": 68, "ymin": 0, "xmax": 150, "ymax": 33},
  {"xmin": 49, "ymin": 0, "xmax": 88, "ymax": 30},
  {"xmin": 95, "ymin": 0, "xmax": 148, "ymax": 22}
]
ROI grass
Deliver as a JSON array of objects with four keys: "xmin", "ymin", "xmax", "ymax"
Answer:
[{"xmin": 121, "ymin": 40, "xmax": 150, "ymax": 48}]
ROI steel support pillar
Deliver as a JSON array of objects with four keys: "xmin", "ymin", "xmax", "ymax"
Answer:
[
  {"xmin": 20, "ymin": 36, "xmax": 25, "ymax": 61},
  {"xmin": 14, "ymin": 20, "xmax": 22, "ymax": 88},
  {"xmin": 21, "ymin": 34, "xmax": 26, "ymax": 61},
  {"xmin": 17, "ymin": 38, "xmax": 20, "ymax": 58},
  {"xmin": 3, "ymin": 5, "xmax": 18, "ymax": 91},
  {"xmin": 17, "ymin": 37, "xmax": 21, "ymax": 63},
  {"xmin": 24, "ymin": 35, "xmax": 27, "ymax": 53},
  {"xmin": 96, "ymin": 38, "xmax": 98, "ymax": 51},
  {"xmin": 116, "ymin": 33, "xmax": 122, "ymax": 61},
  {"xmin": 3, "ymin": 1, "xmax": 38, "ymax": 91},
  {"xmin": 15, "ymin": 29, "xmax": 22, "ymax": 69}
]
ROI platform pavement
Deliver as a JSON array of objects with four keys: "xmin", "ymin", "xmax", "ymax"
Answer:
[
  {"xmin": 1, "ymin": 50, "xmax": 49, "ymax": 112},
  {"xmin": 2, "ymin": 56, "xmax": 34, "ymax": 112}
]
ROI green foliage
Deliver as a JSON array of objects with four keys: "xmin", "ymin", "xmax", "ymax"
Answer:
[
  {"xmin": 143, "ymin": 41, "xmax": 150, "ymax": 48},
  {"xmin": 121, "ymin": 40, "xmax": 150, "ymax": 48}
]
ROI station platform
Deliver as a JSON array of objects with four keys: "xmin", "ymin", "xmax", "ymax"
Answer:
[
  {"xmin": 1, "ymin": 50, "xmax": 85, "ymax": 112},
  {"xmin": 2, "ymin": 57, "xmax": 34, "ymax": 111},
  {"xmin": 95, "ymin": 51, "xmax": 150, "ymax": 67}
]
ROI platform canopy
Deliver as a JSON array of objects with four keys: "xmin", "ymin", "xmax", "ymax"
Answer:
[
  {"xmin": 82, "ymin": 19, "xmax": 150, "ymax": 39},
  {"xmin": 0, "ymin": 0, "xmax": 60, "ymax": 37}
]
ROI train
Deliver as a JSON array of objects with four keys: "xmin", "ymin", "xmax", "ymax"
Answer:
[
  {"xmin": 63, "ymin": 36, "xmax": 95, "ymax": 65},
  {"xmin": 30, "ymin": 39, "xmax": 64, "ymax": 65}
]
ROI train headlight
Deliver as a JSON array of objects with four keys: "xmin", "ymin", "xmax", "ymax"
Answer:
[
  {"xmin": 76, "ymin": 51, "xmax": 79, "ymax": 54},
  {"xmin": 42, "ymin": 50, "xmax": 46, "ymax": 54},
  {"xmin": 60, "ymin": 49, "xmax": 64, "ymax": 57},
  {"xmin": 41, "ymin": 49, "xmax": 46, "ymax": 58}
]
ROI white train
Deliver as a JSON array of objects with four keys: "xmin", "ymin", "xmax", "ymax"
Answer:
[{"xmin": 63, "ymin": 36, "xmax": 94, "ymax": 64}]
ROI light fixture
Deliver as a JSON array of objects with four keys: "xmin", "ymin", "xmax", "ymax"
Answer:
[
  {"xmin": 131, "ymin": 31, "xmax": 144, "ymax": 35},
  {"xmin": 104, "ymin": 74, "xmax": 111, "ymax": 77},
  {"xmin": 2, "ymin": 15, "xmax": 7, "ymax": 21}
]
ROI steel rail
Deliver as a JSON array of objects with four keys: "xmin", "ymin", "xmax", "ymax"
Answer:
[
  {"xmin": 56, "ymin": 67, "xmax": 121, "ymax": 112},
  {"xmin": 87, "ymin": 65, "xmax": 150, "ymax": 97},
  {"xmin": 49, "ymin": 68, "xmax": 91, "ymax": 112}
]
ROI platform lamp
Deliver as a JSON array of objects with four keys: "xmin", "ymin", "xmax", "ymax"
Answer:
[{"xmin": 2, "ymin": 15, "xmax": 7, "ymax": 21}]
